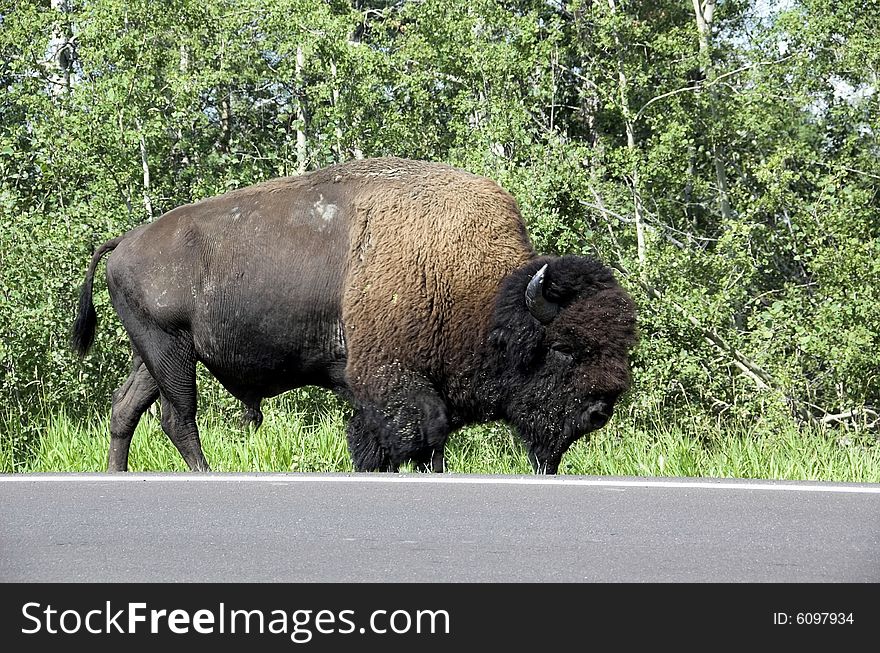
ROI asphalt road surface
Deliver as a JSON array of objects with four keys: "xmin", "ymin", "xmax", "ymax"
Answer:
[{"xmin": 1, "ymin": 473, "xmax": 878, "ymax": 582}]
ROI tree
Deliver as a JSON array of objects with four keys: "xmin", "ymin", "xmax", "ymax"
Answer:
[{"xmin": 1, "ymin": 0, "xmax": 877, "ymax": 452}]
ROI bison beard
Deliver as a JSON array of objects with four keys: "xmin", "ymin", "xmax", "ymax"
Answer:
[{"xmin": 71, "ymin": 157, "xmax": 637, "ymax": 474}]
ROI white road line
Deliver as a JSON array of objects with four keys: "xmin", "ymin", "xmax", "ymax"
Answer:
[{"xmin": 1, "ymin": 473, "xmax": 880, "ymax": 494}]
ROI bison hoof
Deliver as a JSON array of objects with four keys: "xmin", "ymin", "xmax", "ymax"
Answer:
[{"xmin": 240, "ymin": 406, "xmax": 264, "ymax": 430}]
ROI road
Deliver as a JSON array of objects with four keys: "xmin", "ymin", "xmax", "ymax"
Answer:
[{"xmin": 1, "ymin": 473, "xmax": 878, "ymax": 582}]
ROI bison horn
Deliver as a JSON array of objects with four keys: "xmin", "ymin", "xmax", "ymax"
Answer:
[{"xmin": 525, "ymin": 263, "xmax": 559, "ymax": 324}]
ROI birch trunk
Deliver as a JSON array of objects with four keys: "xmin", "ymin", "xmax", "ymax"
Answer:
[
  {"xmin": 135, "ymin": 119, "xmax": 153, "ymax": 221},
  {"xmin": 607, "ymin": 0, "xmax": 647, "ymax": 272},
  {"xmin": 47, "ymin": 0, "xmax": 72, "ymax": 97},
  {"xmin": 692, "ymin": 0, "xmax": 734, "ymax": 222},
  {"xmin": 177, "ymin": 44, "xmax": 190, "ymax": 167},
  {"xmin": 295, "ymin": 46, "xmax": 307, "ymax": 174},
  {"xmin": 218, "ymin": 87, "xmax": 232, "ymax": 155},
  {"xmin": 330, "ymin": 59, "xmax": 344, "ymax": 162}
]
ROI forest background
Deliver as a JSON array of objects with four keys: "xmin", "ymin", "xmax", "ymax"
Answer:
[{"xmin": 1, "ymin": 0, "xmax": 877, "ymax": 476}]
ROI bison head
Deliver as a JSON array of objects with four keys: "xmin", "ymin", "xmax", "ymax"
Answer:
[{"xmin": 488, "ymin": 256, "xmax": 638, "ymax": 473}]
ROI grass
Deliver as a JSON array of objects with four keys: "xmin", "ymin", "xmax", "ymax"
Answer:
[
  {"xmin": 4, "ymin": 406, "xmax": 353, "ymax": 474},
  {"xmin": 3, "ymin": 400, "xmax": 879, "ymax": 482}
]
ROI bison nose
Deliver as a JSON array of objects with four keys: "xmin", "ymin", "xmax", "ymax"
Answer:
[{"xmin": 582, "ymin": 401, "xmax": 612, "ymax": 431}]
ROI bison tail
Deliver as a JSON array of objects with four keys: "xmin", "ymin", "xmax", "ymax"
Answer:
[{"xmin": 71, "ymin": 236, "xmax": 123, "ymax": 357}]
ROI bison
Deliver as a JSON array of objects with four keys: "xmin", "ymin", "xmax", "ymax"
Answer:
[{"xmin": 72, "ymin": 157, "xmax": 637, "ymax": 474}]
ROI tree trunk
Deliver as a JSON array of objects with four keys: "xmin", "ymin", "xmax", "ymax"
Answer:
[
  {"xmin": 607, "ymin": 0, "xmax": 647, "ymax": 273},
  {"xmin": 218, "ymin": 86, "xmax": 232, "ymax": 155},
  {"xmin": 330, "ymin": 59, "xmax": 344, "ymax": 163},
  {"xmin": 135, "ymin": 119, "xmax": 153, "ymax": 221},
  {"xmin": 295, "ymin": 46, "xmax": 308, "ymax": 173},
  {"xmin": 692, "ymin": 0, "xmax": 734, "ymax": 222},
  {"xmin": 47, "ymin": 0, "xmax": 73, "ymax": 97},
  {"xmin": 177, "ymin": 43, "xmax": 190, "ymax": 167}
]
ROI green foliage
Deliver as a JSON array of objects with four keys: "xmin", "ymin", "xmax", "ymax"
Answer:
[{"xmin": 1, "ymin": 0, "xmax": 878, "ymax": 474}]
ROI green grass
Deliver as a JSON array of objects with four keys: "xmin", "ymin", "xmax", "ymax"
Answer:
[
  {"xmin": 5, "ymin": 406, "xmax": 353, "ymax": 474},
  {"xmin": 3, "ymin": 402, "xmax": 879, "ymax": 482}
]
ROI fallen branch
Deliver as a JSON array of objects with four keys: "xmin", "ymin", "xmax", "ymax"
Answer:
[{"xmin": 820, "ymin": 407, "xmax": 879, "ymax": 429}]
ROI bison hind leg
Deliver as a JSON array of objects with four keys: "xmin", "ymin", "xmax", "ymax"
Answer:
[{"xmin": 108, "ymin": 352, "xmax": 159, "ymax": 472}]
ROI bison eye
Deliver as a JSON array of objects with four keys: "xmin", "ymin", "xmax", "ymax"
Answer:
[{"xmin": 548, "ymin": 343, "xmax": 574, "ymax": 360}]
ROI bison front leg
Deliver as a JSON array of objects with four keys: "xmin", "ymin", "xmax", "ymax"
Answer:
[
  {"xmin": 411, "ymin": 446, "xmax": 446, "ymax": 473},
  {"xmin": 346, "ymin": 377, "xmax": 450, "ymax": 473},
  {"xmin": 346, "ymin": 405, "xmax": 395, "ymax": 472},
  {"xmin": 527, "ymin": 449, "xmax": 562, "ymax": 475}
]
